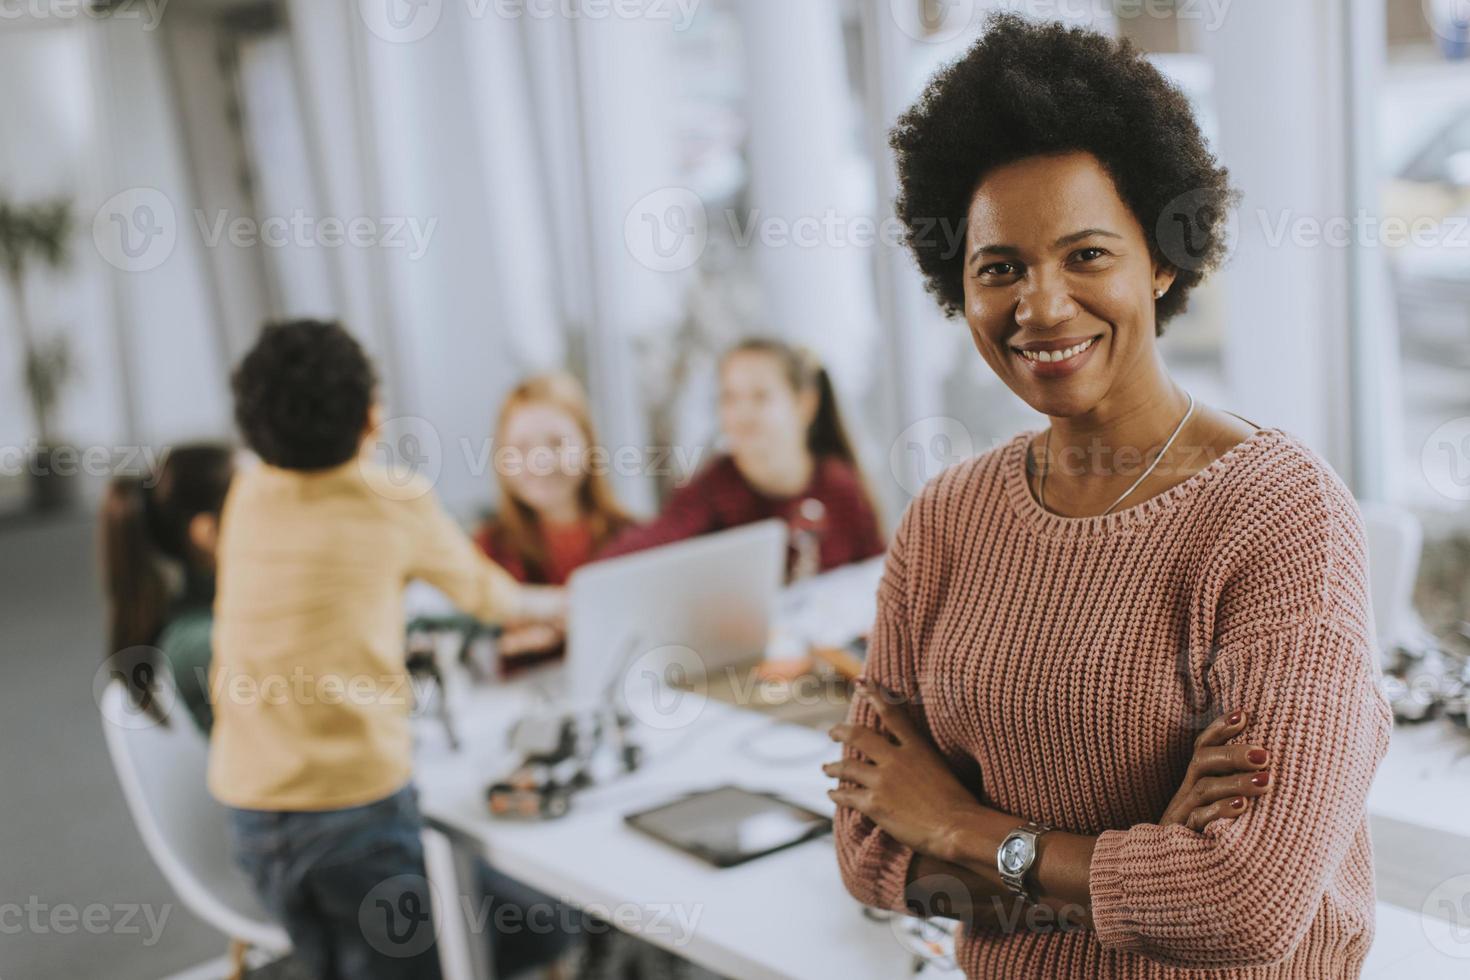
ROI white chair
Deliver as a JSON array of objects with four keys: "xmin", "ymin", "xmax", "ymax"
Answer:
[
  {"xmin": 100, "ymin": 679, "xmax": 487, "ymax": 980},
  {"xmin": 98, "ymin": 680, "xmax": 290, "ymax": 976},
  {"xmin": 1359, "ymin": 501, "xmax": 1425, "ymax": 654}
]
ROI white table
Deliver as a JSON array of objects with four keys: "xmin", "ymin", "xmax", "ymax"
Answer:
[
  {"xmin": 1365, "ymin": 718, "xmax": 1470, "ymax": 838},
  {"xmin": 413, "ymin": 672, "xmax": 1470, "ymax": 980},
  {"xmin": 404, "ymin": 561, "xmax": 1470, "ymax": 980},
  {"xmin": 411, "ymin": 665, "xmax": 947, "ymax": 980}
]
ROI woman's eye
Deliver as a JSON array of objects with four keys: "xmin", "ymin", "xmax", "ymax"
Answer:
[
  {"xmin": 1073, "ymin": 246, "xmax": 1108, "ymax": 262},
  {"xmin": 977, "ymin": 262, "xmax": 1018, "ymax": 278}
]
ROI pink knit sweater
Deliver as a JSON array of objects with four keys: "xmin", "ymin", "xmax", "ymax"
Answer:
[{"xmin": 834, "ymin": 426, "xmax": 1393, "ymax": 978}]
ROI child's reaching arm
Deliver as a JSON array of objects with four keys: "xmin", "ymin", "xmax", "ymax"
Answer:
[{"xmin": 405, "ymin": 487, "xmax": 567, "ymax": 627}]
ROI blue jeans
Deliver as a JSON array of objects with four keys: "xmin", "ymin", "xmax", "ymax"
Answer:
[{"xmin": 227, "ymin": 783, "xmax": 581, "ymax": 979}]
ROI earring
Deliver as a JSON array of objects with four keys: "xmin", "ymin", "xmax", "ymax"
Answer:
[{"xmin": 1154, "ymin": 287, "xmax": 1165, "ymax": 299}]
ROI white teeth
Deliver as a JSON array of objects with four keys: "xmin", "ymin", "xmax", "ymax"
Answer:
[{"xmin": 1016, "ymin": 336, "xmax": 1098, "ymax": 364}]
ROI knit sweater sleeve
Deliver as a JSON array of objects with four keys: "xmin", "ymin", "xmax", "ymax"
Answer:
[
  {"xmin": 833, "ymin": 497, "xmax": 922, "ymax": 912},
  {"xmin": 593, "ymin": 459, "xmax": 726, "ymax": 561},
  {"xmin": 1087, "ymin": 465, "xmax": 1393, "ymax": 968}
]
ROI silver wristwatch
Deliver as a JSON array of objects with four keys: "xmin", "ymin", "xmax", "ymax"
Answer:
[{"xmin": 997, "ymin": 819, "xmax": 1053, "ymax": 902}]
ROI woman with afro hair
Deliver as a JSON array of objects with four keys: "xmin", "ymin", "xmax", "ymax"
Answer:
[{"xmin": 826, "ymin": 14, "xmax": 1390, "ymax": 979}]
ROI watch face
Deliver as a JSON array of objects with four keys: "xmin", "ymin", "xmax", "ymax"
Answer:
[{"xmin": 1000, "ymin": 836, "xmax": 1031, "ymax": 874}]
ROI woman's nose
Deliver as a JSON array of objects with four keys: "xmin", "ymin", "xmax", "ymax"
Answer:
[{"xmin": 1014, "ymin": 277, "xmax": 1080, "ymax": 331}]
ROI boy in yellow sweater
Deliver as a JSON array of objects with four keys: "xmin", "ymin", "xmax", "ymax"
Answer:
[{"xmin": 210, "ymin": 320, "xmax": 572, "ymax": 978}]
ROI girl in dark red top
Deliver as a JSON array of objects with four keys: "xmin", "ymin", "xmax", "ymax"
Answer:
[
  {"xmin": 476, "ymin": 371, "xmax": 635, "ymax": 663},
  {"xmin": 598, "ymin": 338, "xmax": 886, "ymax": 579}
]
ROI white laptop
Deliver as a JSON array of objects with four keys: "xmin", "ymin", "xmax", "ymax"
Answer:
[{"xmin": 562, "ymin": 518, "xmax": 788, "ymax": 704}]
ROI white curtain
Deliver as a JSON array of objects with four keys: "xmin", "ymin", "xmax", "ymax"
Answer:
[
  {"xmin": 88, "ymin": 17, "xmax": 233, "ymax": 448},
  {"xmin": 282, "ymin": 0, "xmax": 587, "ymax": 516},
  {"xmin": 0, "ymin": 25, "xmax": 129, "ymax": 458}
]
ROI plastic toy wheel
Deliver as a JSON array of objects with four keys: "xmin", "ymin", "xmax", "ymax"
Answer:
[
  {"xmin": 542, "ymin": 790, "xmax": 571, "ymax": 819},
  {"xmin": 622, "ymin": 743, "xmax": 643, "ymax": 772}
]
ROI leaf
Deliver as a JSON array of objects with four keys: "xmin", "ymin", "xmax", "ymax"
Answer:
[{"xmin": 23, "ymin": 335, "xmax": 73, "ymax": 416}]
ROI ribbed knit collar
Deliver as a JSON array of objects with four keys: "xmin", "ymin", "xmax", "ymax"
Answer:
[{"xmin": 1002, "ymin": 425, "xmax": 1287, "ymax": 539}]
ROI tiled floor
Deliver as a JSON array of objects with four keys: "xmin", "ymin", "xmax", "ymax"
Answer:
[{"xmin": 0, "ymin": 514, "xmax": 224, "ymax": 980}]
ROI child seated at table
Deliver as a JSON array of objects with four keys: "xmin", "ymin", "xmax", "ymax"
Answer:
[
  {"xmin": 209, "ymin": 318, "xmax": 575, "ymax": 979},
  {"xmin": 598, "ymin": 337, "xmax": 886, "ymax": 580},
  {"xmin": 101, "ymin": 443, "xmax": 235, "ymax": 734},
  {"xmin": 475, "ymin": 370, "xmax": 636, "ymax": 667}
]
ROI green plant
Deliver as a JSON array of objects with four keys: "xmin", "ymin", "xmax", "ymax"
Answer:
[{"xmin": 0, "ymin": 195, "xmax": 75, "ymax": 449}]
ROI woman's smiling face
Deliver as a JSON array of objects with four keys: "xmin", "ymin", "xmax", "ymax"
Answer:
[{"xmin": 962, "ymin": 150, "xmax": 1171, "ymax": 419}]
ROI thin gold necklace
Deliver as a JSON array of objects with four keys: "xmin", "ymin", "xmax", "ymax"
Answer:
[{"xmin": 1036, "ymin": 391, "xmax": 1196, "ymax": 516}]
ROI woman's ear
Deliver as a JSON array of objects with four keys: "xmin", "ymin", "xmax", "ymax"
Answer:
[
  {"xmin": 188, "ymin": 512, "xmax": 220, "ymax": 564},
  {"xmin": 1152, "ymin": 264, "xmax": 1178, "ymax": 299}
]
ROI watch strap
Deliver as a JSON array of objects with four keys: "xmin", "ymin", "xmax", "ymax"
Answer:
[{"xmin": 998, "ymin": 819, "xmax": 1053, "ymax": 902}]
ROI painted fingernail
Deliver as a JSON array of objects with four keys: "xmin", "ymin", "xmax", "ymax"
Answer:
[
  {"xmin": 1250, "ymin": 771, "xmax": 1270, "ymax": 787},
  {"xmin": 1248, "ymin": 749, "xmax": 1268, "ymax": 765},
  {"xmin": 1231, "ymin": 797, "xmax": 1245, "ymax": 809},
  {"xmin": 1226, "ymin": 710, "xmax": 1243, "ymax": 726}
]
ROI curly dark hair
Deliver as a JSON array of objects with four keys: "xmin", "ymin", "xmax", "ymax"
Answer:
[
  {"xmin": 890, "ymin": 14, "xmax": 1238, "ymax": 333},
  {"xmin": 231, "ymin": 319, "xmax": 377, "ymax": 470}
]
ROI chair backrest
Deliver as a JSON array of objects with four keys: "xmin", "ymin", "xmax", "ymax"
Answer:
[
  {"xmin": 99, "ymin": 679, "xmax": 286, "ymax": 949},
  {"xmin": 1359, "ymin": 501, "xmax": 1424, "ymax": 652}
]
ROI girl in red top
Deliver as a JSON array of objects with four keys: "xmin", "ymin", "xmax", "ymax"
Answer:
[
  {"xmin": 598, "ymin": 338, "xmax": 886, "ymax": 579},
  {"xmin": 476, "ymin": 371, "xmax": 635, "ymax": 662}
]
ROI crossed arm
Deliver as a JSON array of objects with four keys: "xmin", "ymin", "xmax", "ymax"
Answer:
[
  {"xmin": 827, "ymin": 613, "xmax": 1390, "ymax": 968},
  {"xmin": 826, "ymin": 681, "xmax": 1270, "ymax": 935}
]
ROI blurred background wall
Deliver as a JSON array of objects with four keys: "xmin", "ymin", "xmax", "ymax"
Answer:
[
  {"xmin": 0, "ymin": 0, "xmax": 1422, "ymax": 516},
  {"xmin": 5, "ymin": 0, "xmax": 1470, "ymax": 642},
  {"xmin": 5, "ymin": 2, "xmax": 1470, "ymax": 978}
]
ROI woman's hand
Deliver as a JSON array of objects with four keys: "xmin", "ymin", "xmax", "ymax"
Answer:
[
  {"xmin": 824, "ymin": 680, "xmax": 983, "ymax": 858},
  {"xmin": 498, "ymin": 623, "xmax": 564, "ymax": 658},
  {"xmin": 1160, "ymin": 708, "xmax": 1273, "ymax": 831}
]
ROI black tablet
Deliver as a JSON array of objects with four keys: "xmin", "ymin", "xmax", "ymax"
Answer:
[{"xmin": 624, "ymin": 785, "xmax": 832, "ymax": 868}]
